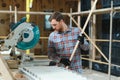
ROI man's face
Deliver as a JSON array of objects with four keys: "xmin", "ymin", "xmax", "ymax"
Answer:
[{"xmin": 50, "ymin": 19, "xmax": 63, "ymax": 32}]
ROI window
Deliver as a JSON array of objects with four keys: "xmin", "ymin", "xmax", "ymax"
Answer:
[{"xmin": 44, "ymin": 14, "xmax": 53, "ymax": 31}]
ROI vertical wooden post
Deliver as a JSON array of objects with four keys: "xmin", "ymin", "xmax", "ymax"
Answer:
[
  {"xmin": 108, "ymin": 1, "xmax": 113, "ymax": 80},
  {"xmin": 77, "ymin": 0, "xmax": 81, "ymax": 27},
  {"xmin": 70, "ymin": 8, "xmax": 72, "ymax": 28},
  {"xmin": 89, "ymin": 0, "xmax": 97, "ymax": 70}
]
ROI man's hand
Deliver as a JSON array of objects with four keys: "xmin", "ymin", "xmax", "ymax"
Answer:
[
  {"xmin": 78, "ymin": 34, "xmax": 84, "ymax": 44},
  {"xmin": 59, "ymin": 58, "xmax": 71, "ymax": 67},
  {"xmin": 49, "ymin": 58, "xmax": 71, "ymax": 67},
  {"xmin": 49, "ymin": 61, "xmax": 57, "ymax": 66}
]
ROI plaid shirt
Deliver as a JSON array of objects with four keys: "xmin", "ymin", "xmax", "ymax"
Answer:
[{"xmin": 48, "ymin": 27, "xmax": 89, "ymax": 73}]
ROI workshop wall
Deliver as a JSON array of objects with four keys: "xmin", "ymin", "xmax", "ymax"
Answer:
[
  {"xmin": 0, "ymin": 0, "xmax": 25, "ymax": 36},
  {"xmin": 0, "ymin": 0, "xmax": 78, "ymax": 55},
  {"xmin": 34, "ymin": 0, "xmax": 78, "ymax": 55},
  {"xmin": 0, "ymin": 0, "xmax": 11, "ymax": 36}
]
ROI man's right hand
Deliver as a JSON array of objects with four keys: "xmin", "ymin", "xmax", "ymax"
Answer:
[
  {"xmin": 49, "ymin": 58, "xmax": 71, "ymax": 67},
  {"xmin": 59, "ymin": 58, "xmax": 71, "ymax": 67}
]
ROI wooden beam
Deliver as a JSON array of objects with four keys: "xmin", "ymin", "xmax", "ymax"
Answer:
[
  {"xmin": 67, "ymin": 15, "xmax": 109, "ymax": 62},
  {"xmin": 72, "ymin": 6, "xmax": 120, "ymax": 15},
  {"xmin": 82, "ymin": 57, "xmax": 120, "ymax": 68},
  {"xmin": 0, "ymin": 6, "xmax": 119, "ymax": 15},
  {"xmin": 1, "ymin": 36, "xmax": 120, "ymax": 42},
  {"xmin": 0, "ymin": 54, "xmax": 15, "ymax": 80}
]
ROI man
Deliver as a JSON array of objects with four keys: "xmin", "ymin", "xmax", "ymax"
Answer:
[{"xmin": 48, "ymin": 12, "xmax": 89, "ymax": 73}]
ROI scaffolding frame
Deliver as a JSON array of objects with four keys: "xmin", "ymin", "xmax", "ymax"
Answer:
[
  {"xmin": 0, "ymin": 0, "xmax": 120, "ymax": 80},
  {"xmin": 74, "ymin": 1, "xmax": 119, "ymax": 80}
]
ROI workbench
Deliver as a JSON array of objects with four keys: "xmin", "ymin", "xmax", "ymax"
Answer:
[{"xmin": 19, "ymin": 59, "xmax": 88, "ymax": 80}]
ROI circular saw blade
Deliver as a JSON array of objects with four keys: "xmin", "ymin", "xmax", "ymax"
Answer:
[{"xmin": 16, "ymin": 24, "xmax": 40, "ymax": 50}]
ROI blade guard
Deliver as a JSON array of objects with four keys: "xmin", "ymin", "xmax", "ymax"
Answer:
[{"xmin": 11, "ymin": 17, "xmax": 40, "ymax": 50}]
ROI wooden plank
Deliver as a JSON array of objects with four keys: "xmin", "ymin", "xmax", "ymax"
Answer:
[
  {"xmin": 0, "ymin": 54, "xmax": 14, "ymax": 80},
  {"xmin": 0, "ymin": 6, "xmax": 119, "ymax": 15},
  {"xmin": 72, "ymin": 6, "xmax": 120, "ymax": 15},
  {"xmin": 82, "ymin": 57, "xmax": 120, "ymax": 68}
]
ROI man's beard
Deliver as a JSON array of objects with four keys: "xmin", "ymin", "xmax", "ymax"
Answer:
[{"xmin": 55, "ymin": 26, "xmax": 63, "ymax": 32}]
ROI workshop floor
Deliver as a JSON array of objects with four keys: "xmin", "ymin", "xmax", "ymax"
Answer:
[{"xmin": 82, "ymin": 69, "xmax": 120, "ymax": 80}]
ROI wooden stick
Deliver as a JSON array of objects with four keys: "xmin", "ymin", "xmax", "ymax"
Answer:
[
  {"xmin": 69, "ymin": 0, "xmax": 99, "ymax": 62},
  {"xmin": 69, "ymin": 41, "xmax": 79, "ymax": 61},
  {"xmin": 81, "ymin": 0, "xmax": 98, "ymax": 34},
  {"xmin": 68, "ymin": 15, "xmax": 109, "ymax": 62}
]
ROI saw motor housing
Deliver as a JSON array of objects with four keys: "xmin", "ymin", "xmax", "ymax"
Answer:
[{"xmin": 0, "ymin": 17, "xmax": 40, "ymax": 51}]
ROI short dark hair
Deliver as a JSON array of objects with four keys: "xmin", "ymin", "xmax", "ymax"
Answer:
[{"xmin": 49, "ymin": 12, "xmax": 64, "ymax": 22}]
